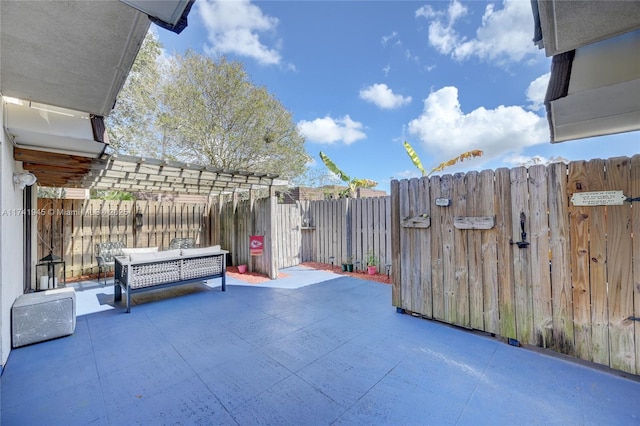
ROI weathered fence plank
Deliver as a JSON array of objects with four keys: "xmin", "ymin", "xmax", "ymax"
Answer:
[
  {"xmin": 480, "ymin": 170, "xmax": 498, "ymax": 334},
  {"xmin": 547, "ymin": 162, "xmax": 574, "ymax": 355},
  {"xmin": 568, "ymin": 160, "xmax": 592, "ymax": 362},
  {"xmin": 440, "ymin": 175, "xmax": 455, "ymax": 324},
  {"xmin": 391, "ymin": 180, "xmax": 401, "ymax": 307},
  {"xmin": 452, "ymin": 173, "xmax": 469, "ymax": 328},
  {"xmin": 430, "ymin": 175, "xmax": 445, "ymax": 321},
  {"xmin": 466, "ymin": 171, "xmax": 483, "ymax": 330},
  {"xmin": 631, "ymin": 154, "xmax": 640, "ymax": 375},
  {"xmin": 605, "ymin": 156, "xmax": 635, "ymax": 373},
  {"xmin": 511, "ymin": 166, "xmax": 533, "ymax": 344},
  {"xmin": 408, "ymin": 178, "xmax": 422, "ymax": 314},
  {"xmin": 399, "ymin": 179, "xmax": 413, "ymax": 311},
  {"xmin": 495, "ymin": 168, "xmax": 516, "ymax": 339},
  {"xmin": 529, "ymin": 164, "xmax": 553, "ymax": 348},
  {"xmin": 418, "ymin": 177, "xmax": 432, "ymax": 317},
  {"xmin": 587, "ymin": 159, "xmax": 609, "ymax": 367}
]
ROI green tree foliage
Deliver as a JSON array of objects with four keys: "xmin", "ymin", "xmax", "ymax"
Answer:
[
  {"xmin": 90, "ymin": 190, "xmax": 135, "ymax": 200},
  {"xmin": 107, "ymin": 34, "xmax": 309, "ymax": 181},
  {"xmin": 37, "ymin": 187, "xmax": 66, "ymax": 199},
  {"xmin": 319, "ymin": 151, "xmax": 377, "ymax": 198},
  {"xmin": 162, "ymin": 52, "xmax": 309, "ymax": 179},
  {"xmin": 106, "ymin": 32, "xmax": 164, "ymax": 157},
  {"xmin": 403, "ymin": 141, "xmax": 483, "ymax": 177}
]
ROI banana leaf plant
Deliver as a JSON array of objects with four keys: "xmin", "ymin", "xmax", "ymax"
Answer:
[
  {"xmin": 403, "ymin": 141, "xmax": 483, "ymax": 177},
  {"xmin": 319, "ymin": 151, "xmax": 377, "ymax": 198}
]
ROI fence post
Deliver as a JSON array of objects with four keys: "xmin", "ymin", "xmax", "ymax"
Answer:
[
  {"xmin": 346, "ymin": 197, "xmax": 352, "ymax": 262},
  {"xmin": 390, "ymin": 179, "xmax": 401, "ymax": 307}
]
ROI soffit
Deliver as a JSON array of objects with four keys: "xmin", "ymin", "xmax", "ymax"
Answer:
[
  {"xmin": 536, "ymin": 0, "xmax": 640, "ymax": 56},
  {"xmin": 0, "ymin": 0, "xmax": 150, "ymax": 117}
]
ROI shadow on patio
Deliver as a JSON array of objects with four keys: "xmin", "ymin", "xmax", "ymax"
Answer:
[{"xmin": 2, "ymin": 266, "xmax": 639, "ymax": 425}]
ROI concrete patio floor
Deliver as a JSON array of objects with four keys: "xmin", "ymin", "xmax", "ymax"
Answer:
[{"xmin": 2, "ymin": 266, "xmax": 639, "ymax": 425}]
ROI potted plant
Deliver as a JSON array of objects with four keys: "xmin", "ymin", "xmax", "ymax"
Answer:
[
  {"xmin": 366, "ymin": 250, "xmax": 378, "ymax": 275},
  {"xmin": 343, "ymin": 257, "xmax": 354, "ymax": 272},
  {"xmin": 347, "ymin": 256, "xmax": 353, "ymax": 272}
]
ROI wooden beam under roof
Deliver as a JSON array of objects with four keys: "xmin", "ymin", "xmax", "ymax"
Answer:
[{"xmin": 14, "ymin": 148, "xmax": 285, "ymax": 195}]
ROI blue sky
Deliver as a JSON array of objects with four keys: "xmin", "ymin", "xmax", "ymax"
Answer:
[{"xmin": 158, "ymin": 0, "xmax": 639, "ymax": 192}]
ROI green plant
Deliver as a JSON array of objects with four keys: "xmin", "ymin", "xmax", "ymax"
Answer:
[
  {"xmin": 319, "ymin": 151, "xmax": 377, "ymax": 198},
  {"xmin": 366, "ymin": 250, "xmax": 379, "ymax": 266},
  {"xmin": 403, "ymin": 141, "xmax": 483, "ymax": 177}
]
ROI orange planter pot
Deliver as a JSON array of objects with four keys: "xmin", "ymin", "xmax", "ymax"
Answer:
[
  {"xmin": 367, "ymin": 265, "xmax": 377, "ymax": 275},
  {"xmin": 238, "ymin": 264, "xmax": 247, "ymax": 274}
]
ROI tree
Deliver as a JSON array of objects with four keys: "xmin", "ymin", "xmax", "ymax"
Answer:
[
  {"xmin": 403, "ymin": 141, "xmax": 483, "ymax": 177},
  {"xmin": 106, "ymin": 31, "xmax": 164, "ymax": 157},
  {"xmin": 319, "ymin": 151, "xmax": 377, "ymax": 198},
  {"xmin": 162, "ymin": 52, "xmax": 309, "ymax": 180}
]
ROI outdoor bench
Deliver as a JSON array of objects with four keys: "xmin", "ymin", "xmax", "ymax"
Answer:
[{"xmin": 114, "ymin": 246, "xmax": 228, "ymax": 313}]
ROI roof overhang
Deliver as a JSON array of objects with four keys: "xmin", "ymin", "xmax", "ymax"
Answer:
[
  {"xmin": 0, "ymin": 0, "xmax": 151, "ymax": 117},
  {"xmin": 4, "ymin": 98, "xmax": 107, "ymax": 158},
  {"xmin": 0, "ymin": 0, "xmax": 193, "ymax": 118},
  {"xmin": 532, "ymin": 0, "xmax": 640, "ymax": 143},
  {"xmin": 121, "ymin": 0, "xmax": 194, "ymax": 34}
]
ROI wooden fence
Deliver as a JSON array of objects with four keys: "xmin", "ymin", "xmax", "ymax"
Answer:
[
  {"xmin": 36, "ymin": 195, "xmax": 394, "ymax": 278},
  {"xmin": 298, "ymin": 197, "xmax": 392, "ymax": 271},
  {"xmin": 391, "ymin": 155, "xmax": 639, "ymax": 375},
  {"xmin": 219, "ymin": 197, "xmax": 391, "ymax": 272},
  {"xmin": 36, "ymin": 199, "xmax": 212, "ymax": 277}
]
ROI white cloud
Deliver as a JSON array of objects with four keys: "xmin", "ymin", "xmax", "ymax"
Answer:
[
  {"xmin": 297, "ymin": 115, "xmax": 366, "ymax": 145},
  {"xmin": 526, "ymin": 73, "xmax": 550, "ymax": 111},
  {"xmin": 360, "ymin": 84, "xmax": 412, "ymax": 109},
  {"xmin": 504, "ymin": 154, "xmax": 569, "ymax": 167},
  {"xmin": 381, "ymin": 31, "xmax": 400, "ymax": 47},
  {"xmin": 419, "ymin": 0, "xmax": 540, "ymax": 65},
  {"xmin": 504, "ymin": 154, "xmax": 549, "ymax": 167},
  {"xmin": 408, "ymin": 86, "xmax": 549, "ymax": 164},
  {"xmin": 198, "ymin": 0, "xmax": 282, "ymax": 65},
  {"xmin": 415, "ymin": 4, "xmax": 437, "ymax": 19}
]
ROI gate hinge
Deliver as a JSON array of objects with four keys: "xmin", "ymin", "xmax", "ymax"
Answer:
[
  {"xmin": 627, "ymin": 316, "xmax": 640, "ymax": 322},
  {"xmin": 625, "ymin": 196, "xmax": 640, "ymax": 203}
]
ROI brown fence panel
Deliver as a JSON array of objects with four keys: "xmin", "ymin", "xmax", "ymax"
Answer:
[
  {"xmin": 36, "ymin": 199, "xmax": 208, "ymax": 278},
  {"xmin": 391, "ymin": 156, "xmax": 637, "ymax": 375}
]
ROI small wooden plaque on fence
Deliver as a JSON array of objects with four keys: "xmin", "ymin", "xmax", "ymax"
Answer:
[
  {"xmin": 453, "ymin": 216, "xmax": 495, "ymax": 230},
  {"xmin": 401, "ymin": 215, "xmax": 431, "ymax": 228}
]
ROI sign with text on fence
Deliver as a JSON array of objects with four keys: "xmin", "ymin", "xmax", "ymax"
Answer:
[
  {"xmin": 250, "ymin": 235, "xmax": 264, "ymax": 256},
  {"xmin": 570, "ymin": 190, "xmax": 626, "ymax": 206}
]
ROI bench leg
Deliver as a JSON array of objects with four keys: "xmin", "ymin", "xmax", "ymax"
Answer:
[
  {"xmin": 221, "ymin": 274, "xmax": 226, "ymax": 291},
  {"xmin": 114, "ymin": 281, "xmax": 122, "ymax": 302},
  {"xmin": 126, "ymin": 289, "xmax": 131, "ymax": 313}
]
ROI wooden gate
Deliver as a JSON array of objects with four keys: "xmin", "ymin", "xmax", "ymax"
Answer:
[
  {"xmin": 275, "ymin": 202, "xmax": 302, "ymax": 269},
  {"xmin": 391, "ymin": 155, "xmax": 640, "ymax": 375}
]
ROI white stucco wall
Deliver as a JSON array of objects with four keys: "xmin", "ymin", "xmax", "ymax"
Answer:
[{"xmin": 0, "ymin": 99, "xmax": 28, "ymax": 367}]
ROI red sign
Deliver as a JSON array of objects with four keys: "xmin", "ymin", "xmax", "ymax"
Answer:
[{"xmin": 250, "ymin": 235, "xmax": 264, "ymax": 256}]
